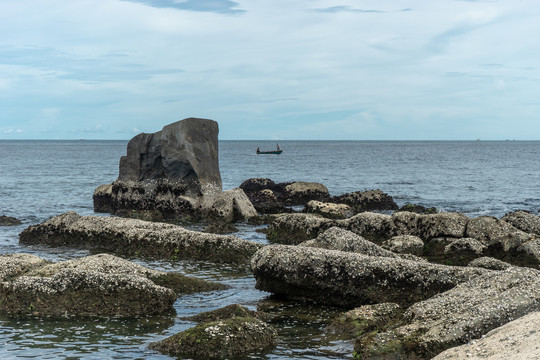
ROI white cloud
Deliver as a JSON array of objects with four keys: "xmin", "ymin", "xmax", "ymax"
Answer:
[{"xmin": 0, "ymin": 0, "xmax": 539, "ymax": 139}]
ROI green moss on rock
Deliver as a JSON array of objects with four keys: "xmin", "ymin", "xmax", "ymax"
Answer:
[{"xmin": 150, "ymin": 316, "xmax": 277, "ymax": 359}]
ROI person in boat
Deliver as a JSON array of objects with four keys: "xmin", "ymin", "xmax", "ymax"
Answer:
[
  {"xmin": 276, "ymin": 143, "xmax": 280, "ymax": 151},
  {"xmin": 256, "ymin": 147, "xmax": 260, "ymax": 153}
]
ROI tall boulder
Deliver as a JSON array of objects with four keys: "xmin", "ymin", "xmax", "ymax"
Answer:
[
  {"xmin": 93, "ymin": 118, "xmax": 256, "ymax": 223},
  {"xmin": 118, "ymin": 118, "xmax": 221, "ymax": 189}
]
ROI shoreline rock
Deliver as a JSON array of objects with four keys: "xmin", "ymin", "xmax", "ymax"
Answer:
[
  {"xmin": 357, "ymin": 266, "xmax": 540, "ymax": 359},
  {"xmin": 150, "ymin": 305, "xmax": 277, "ymax": 359},
  {"xmin": 93, "ymin": 118, "xmax": 257, "ymax": 223},
  {"xmin": 19, "ymin": 212, "xmax": 262, "ymax": 264},
  {"xmin": 251, "ymin": 245, "xmax": 488, "ymax": 307}
]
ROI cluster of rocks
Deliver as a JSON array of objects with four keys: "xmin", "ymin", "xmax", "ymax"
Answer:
[
  {"xmin": 250, "ymin": 209, "xmax": 540, "ymax": 359},
  {"xmin": 0, "ymin": 253, "xmax": 225, "ymax": 318},
  {"xmin": 265, "ymin": 210, "xmax": 540, "ymax": 268},
  {"xmin": 240, "ymin": 177, "xmax": 399, "ymax": 218}
]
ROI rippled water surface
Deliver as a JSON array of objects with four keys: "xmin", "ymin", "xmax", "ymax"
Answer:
[{"xmin": 1, "ymin": 139, "xmax": 540, "ymax": 359}]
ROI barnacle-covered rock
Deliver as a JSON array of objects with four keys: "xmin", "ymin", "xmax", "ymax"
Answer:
[
  {"xmin": 150, "ymin": 316, "xmax": 277, "ymax": 359},
  {"xmin": 20, "ymin": 212, "xmax": 262, "ymax": 264},
  {"xmin": 357, "ymin": 266, "xmax": 540, "ymax": 359},
  {"xmin": 251, "ymin": 245, "xmax": 488, "ymax": 307}
]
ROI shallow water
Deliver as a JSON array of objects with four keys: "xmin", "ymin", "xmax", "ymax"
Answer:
[{"xmin": 1, "ymin": 139, "xmax": 539, "ymax": 359}]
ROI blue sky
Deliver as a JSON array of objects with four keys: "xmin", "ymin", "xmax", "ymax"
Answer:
[{"xmin": 1, "ymin": 0, "xmax": 539, "ymax": 140}]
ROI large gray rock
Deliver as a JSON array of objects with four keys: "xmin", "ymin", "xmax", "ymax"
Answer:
[
  {"xmin": 432, "ymin": 311, "xmax": 540, "ymax": 360},
  {"xmin": 357, "ymin": 266, "xmax": 540, "ymax": 359},
  {"xmin": 93, "ymin": 118, "xmax": 257, "ymax": 223},
  {"xmin": 304, "ymin": 200, "xmax": 353, "ymax": 219},
  {"xmin": 251, "ymin": 245, "xmax": 488, "ymax": 307},
  {"xmin": 19, "ymin": 212, "xmax": 262, "ymax": 264},
  {"xmin": 118, "ymin": 117, "xmax": 221, "ymax": 188},
  {"xmin": 382, "ymin": 235, "xmax": 424, "ymax": 256}
]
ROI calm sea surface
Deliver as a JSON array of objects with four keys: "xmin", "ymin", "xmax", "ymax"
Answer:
[{"xmin": 1, "ymin": 140, "xmax": 540, "ymax": 359}]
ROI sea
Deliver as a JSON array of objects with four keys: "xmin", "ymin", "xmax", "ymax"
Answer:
[{"xmin": 1, "ymin": 139, "xmax": 540, "ymax": 359}]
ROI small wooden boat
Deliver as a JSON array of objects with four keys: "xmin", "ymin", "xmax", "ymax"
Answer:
[{"xmin": 256, "ymin": 149, "xmax": 283, "ymax": 155}]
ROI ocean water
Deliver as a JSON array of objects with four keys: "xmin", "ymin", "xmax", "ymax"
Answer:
[{"xmin": 1, "ymin": 139, "xmax": 540, "ymax": 359}]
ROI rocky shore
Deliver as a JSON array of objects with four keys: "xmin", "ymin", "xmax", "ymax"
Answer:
[{"xmin": 6, "ymin": 118, "xmax": 540, "ymax": 359}]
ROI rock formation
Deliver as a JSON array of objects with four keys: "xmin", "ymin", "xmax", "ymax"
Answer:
[
  {"xmin": 0, "ymin": 253, "xmax": 218, "ymax": 317},
  {"xmin": 19, "ymin": 212, "xmax": 262, "ymax": 264},
  {"xmin": 93, "ymin": 118, "xmax": 256, "ymax": 223},
  {"xmin": 150, "ymin": 304, "xmax": 277, "ymax": 359},
  {"xmin": 251, "ymin": 244, "xmax": 488, "ymax": 307}
]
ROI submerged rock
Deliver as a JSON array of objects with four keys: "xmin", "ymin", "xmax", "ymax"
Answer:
[
  {"xmin": 357, "ymin": 266, "xmax": 540, "ymax": 359},
  {"xmin": 251, "ymin": 245, "xmax": 488, "ymax": 307},
  {"xmin": 0, "ymin": 215, "xmax": 22, "ymax": 226},
  {"xmin": 150, "ymin": 316, "xmax": 277, "ymax": 359},
  {"xmin": 19, "ymin": 212, "xmax": 262, "ymax": 264}
]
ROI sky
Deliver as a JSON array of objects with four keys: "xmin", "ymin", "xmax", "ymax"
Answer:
[{"xmin": 0, "ymin": 0, "xmax": 539, "ymax": 140}]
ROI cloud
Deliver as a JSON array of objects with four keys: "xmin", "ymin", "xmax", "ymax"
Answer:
[
  {"xmin": 310, "ymin": 6, "xmax": 412, "ymax": 14},
  {"xmin": 120, "ymin": 0, "xmax": 245, "ymax": 14},
  {"xmin": 2, "ymin": 129, "xmax": 23, "ymax": 134}
]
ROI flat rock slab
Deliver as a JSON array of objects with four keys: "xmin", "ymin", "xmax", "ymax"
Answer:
[
  {"xmin": 358, "ymin": 266, "xmax": 540, "ymax": 359},
  {"xmin": 251, "ymin": 245, "xmax": 488, "ymax": 307},
  {"xmin": 432, "ymin": 311, "xmax": 540, "ymax": 360},
  {"xmin": 19, "ymin": 212, "xmax": 262, "ymax": 264}
]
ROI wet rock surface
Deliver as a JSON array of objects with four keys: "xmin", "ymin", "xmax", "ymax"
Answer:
[
  {"xmin": 251, "ymin": 245, "xmax": 488, "ymax": 307},
  {"xmin": 327, "ymin": 303, "xmax": 402, "ymax": 339},
  {"xmin": 19, "ymin": 212, "xmax": 262, "ymax": 264}
]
